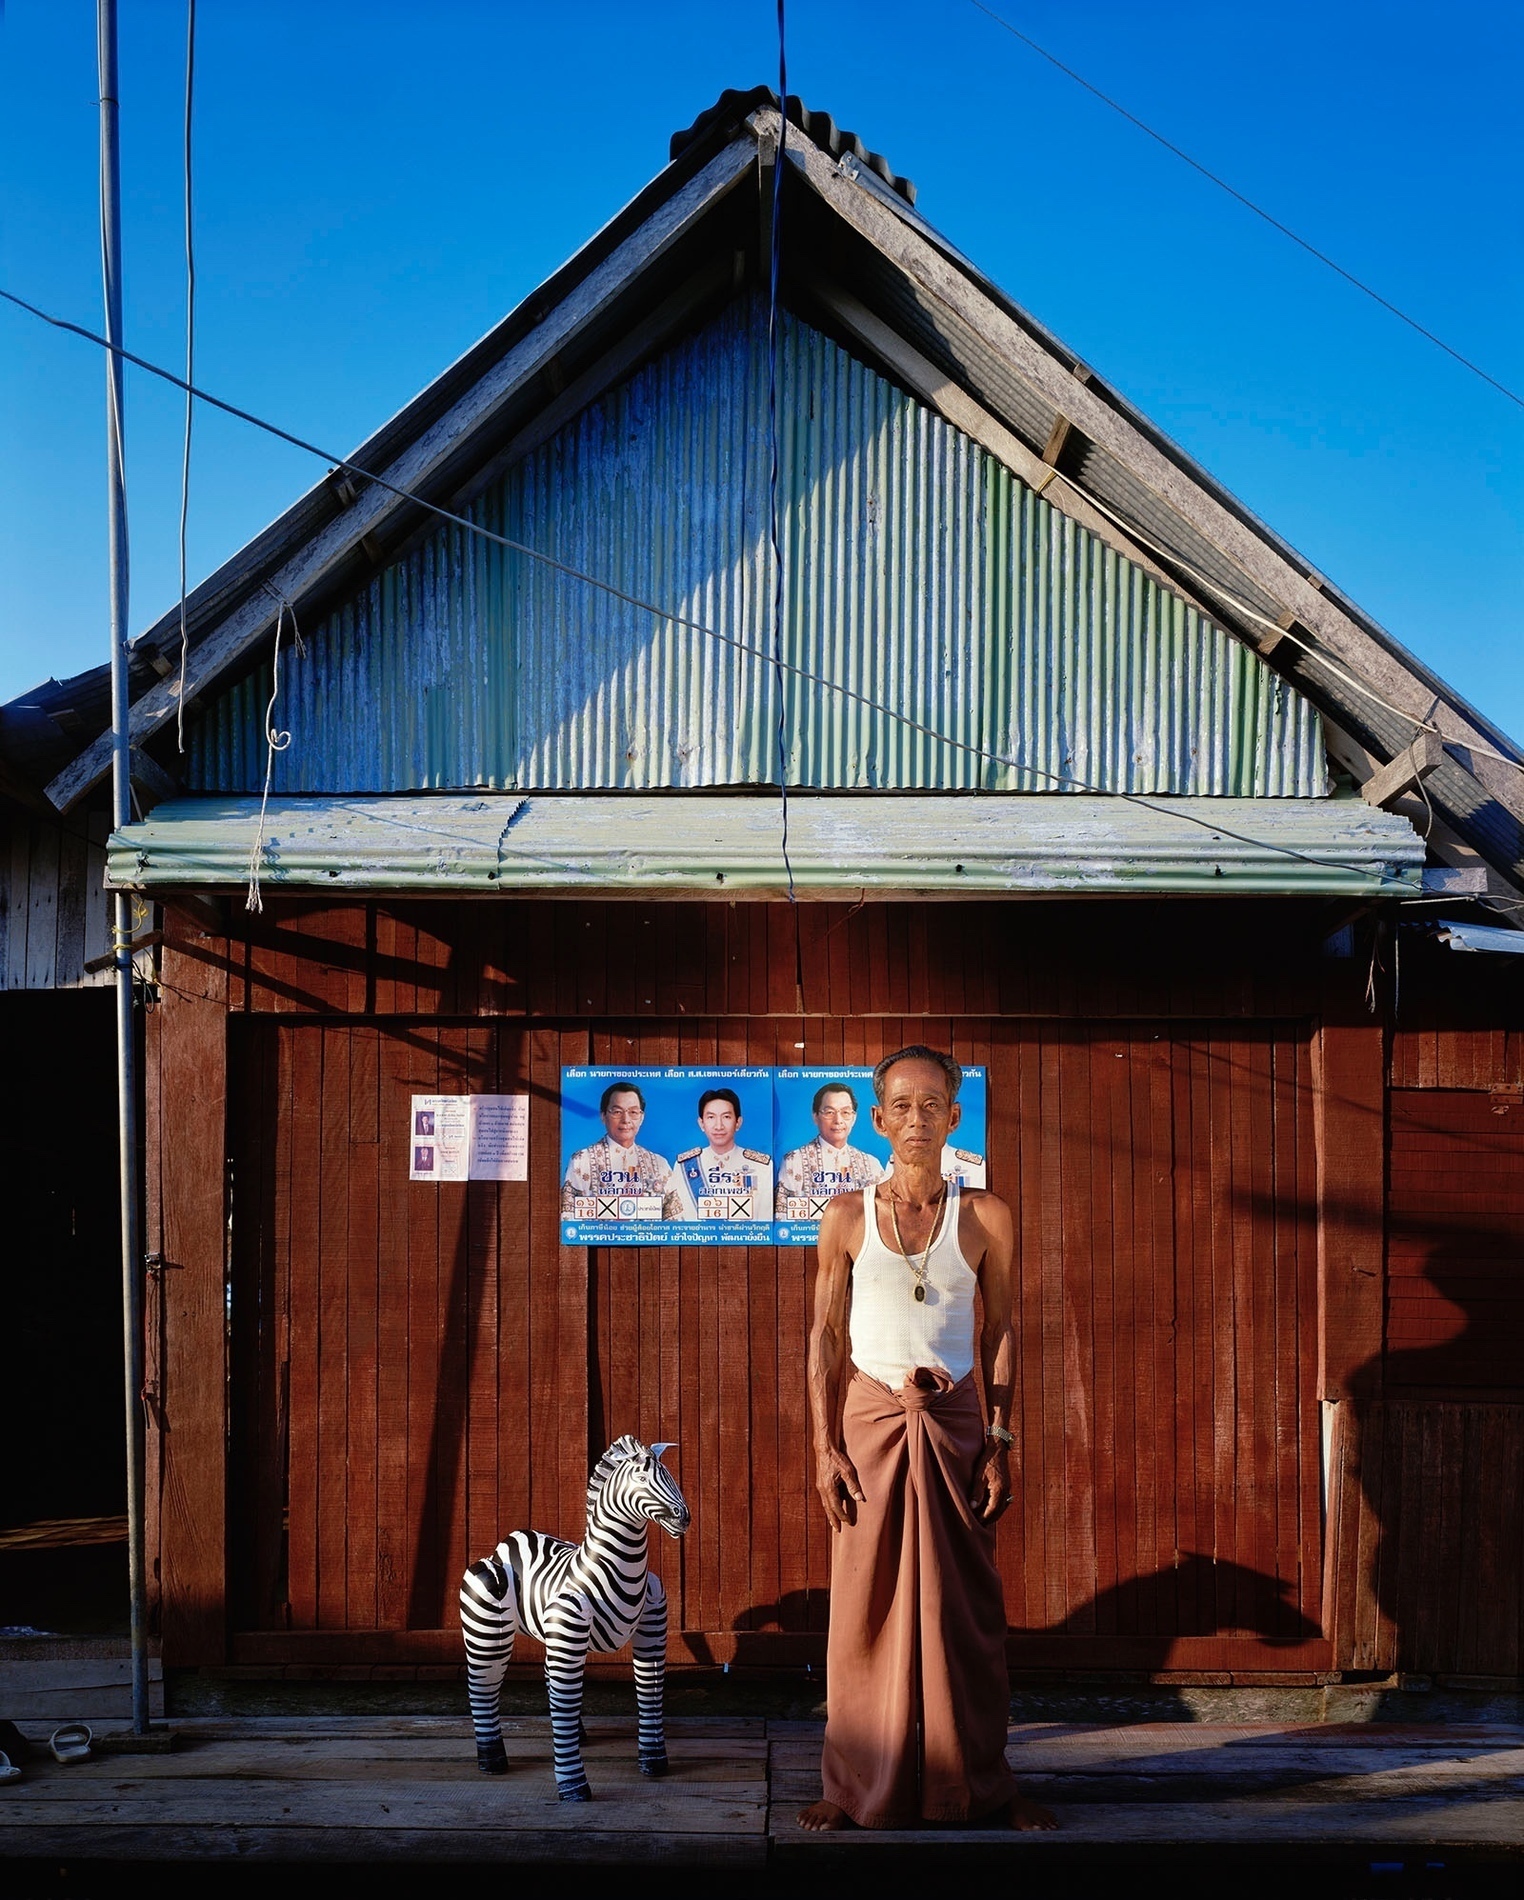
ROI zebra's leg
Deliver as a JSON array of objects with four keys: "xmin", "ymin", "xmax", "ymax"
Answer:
[
  {"xmin": 633, "ymin": 1572, "xmax": 669, "ymax": 1778},
  {"xmin": 459, "ymin": 1547, "xmax": 519, "ymax": 1774},
  {"xmin": 543, "ymin": 1596, "xmax": 594, "ymax": 1801}
]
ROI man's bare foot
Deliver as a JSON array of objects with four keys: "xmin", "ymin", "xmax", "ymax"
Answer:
[
  {"xmin": 1005, "ymin": 1791, "xmax": 1059, "ymax": 1831},
  {"xmin": 797, "ymin": 1799, "xmax": 854, "ymax": 1831}
]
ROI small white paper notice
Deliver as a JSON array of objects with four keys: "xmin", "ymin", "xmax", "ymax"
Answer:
[{"xmin": 409, "ymin": 1094, "xmax": 529, "ymax": 1182}]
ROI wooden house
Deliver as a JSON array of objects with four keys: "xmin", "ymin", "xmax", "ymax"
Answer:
[{"xmin": 14, "ymin": 90, "xmax": 1524, "ymax": 1686}]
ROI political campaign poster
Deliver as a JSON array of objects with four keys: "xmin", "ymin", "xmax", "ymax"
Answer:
[
  {"xmin": 772, "ymin": 1065, "xmax": 988, "ymax": 1246},
  {"xmin": 560, "ymin": 1065, "xmax": 774, "ymax": 1245}
]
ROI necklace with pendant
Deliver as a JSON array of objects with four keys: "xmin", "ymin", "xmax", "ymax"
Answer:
[{"xmin": 888, "ymin": 1186, "xmax": 947, "ymax": 1303}]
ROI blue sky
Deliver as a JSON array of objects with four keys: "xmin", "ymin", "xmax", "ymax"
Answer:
[{"xmin": 1, "ymin": 1, "xmax": 1519, "ymax": 739}]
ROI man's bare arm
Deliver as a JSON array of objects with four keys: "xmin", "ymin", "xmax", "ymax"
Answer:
[
  {"xmin": 807, "ymin": 1195, "xmax": 865, "ymax": 1531},
  {"xmin": 967, "ymin": 1190, "xmax": 1016, "ymax": 1521}
]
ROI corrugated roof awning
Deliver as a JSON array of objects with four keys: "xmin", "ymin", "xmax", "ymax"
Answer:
[{"xmin": 107, "ymin": 794, "xmax": 1423, "ymax": 899}]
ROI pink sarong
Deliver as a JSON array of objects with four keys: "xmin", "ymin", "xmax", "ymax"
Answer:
[{"xmin": 821, "ymin": 1365, "xmax": 1018, "ymax": 1826}]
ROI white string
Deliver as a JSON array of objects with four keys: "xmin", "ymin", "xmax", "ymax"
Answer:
[
  {"xmin": 9, "ymin": 273, "xmax": 1523, "ymax": 796},
  {"xmin": 244, "ymin": 590, "xmax": 301, "ymax": 913}
]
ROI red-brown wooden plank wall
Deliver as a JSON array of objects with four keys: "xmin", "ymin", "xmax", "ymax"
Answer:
[
  {"xmin": 1387, "ymin": 1092, "xmax": 1524, "ymax": 1396},
  {"xmin": 167, "ymin": 896, "xmax": 1335, "ymax": 1672},
  {"xmin": 1325, "ymin": 1400, "xmax": 1524, "ymax": 1676},
  {"xmin": 1321, "ymin": 951, "xmax": 1524, "ymax": 1678}
]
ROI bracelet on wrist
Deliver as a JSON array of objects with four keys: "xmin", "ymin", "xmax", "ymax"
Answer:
[{"xmin": 985, "ymin": 1423, "xmax": 1014, "ymax": 1447}]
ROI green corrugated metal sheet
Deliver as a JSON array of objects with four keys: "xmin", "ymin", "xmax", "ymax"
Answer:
[
  {"xmin": 188, "ymin": 296, "xmax": 1326, "ymax": 799},
  {"xmin": 110, "ymin": 794, "xmax": 1421, "ymax": 899}
]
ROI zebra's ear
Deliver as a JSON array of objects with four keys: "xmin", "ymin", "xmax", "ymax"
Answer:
[{"xmin": 650, "ymin": 1442, "xmax": 675, "ymax": 1463}]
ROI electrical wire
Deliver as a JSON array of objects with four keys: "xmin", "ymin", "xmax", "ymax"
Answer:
[
  {"xmin": 0, "ymin": 285, "xmax": 1471, "ymax": 891},
  {"xmin": 967, "ymin": 0, "xmax": 1524, "ymax": 412},
  {"xmin": 13, "ymin": 274, "xmax": 1522, "ymax": 790},
  {"xmin": 767, "ymin": 0, "xmax": 797, "ymax": 902},
  {"xmin": 175, "ymin": 0, "xmax": 196, "ymax": 754},
  {"xmin": 1052, "ymin": 470, "xmax": 1524, "ymax": 781}
]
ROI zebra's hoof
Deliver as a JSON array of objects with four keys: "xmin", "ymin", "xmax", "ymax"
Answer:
[
  {"xmin": 557, "ymin": 1779, "xmax": 592, "ymax": 1802},
  {"xmin": 638, "ymin": 1751, "xmax": 670, "ymax": 1779},
  {"xmin": 476, "ymin": 1744, "xmax": 509, "ymax": 1775}
]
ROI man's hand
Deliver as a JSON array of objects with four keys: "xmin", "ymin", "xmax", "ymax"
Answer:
[
  {"xmin": 970, "ymin": 1442, "xmax": 1012, "ymax": 1521},
  {"xmin": 815, "ymin": 1444, "xmax": 865, "ymax": 1531}
]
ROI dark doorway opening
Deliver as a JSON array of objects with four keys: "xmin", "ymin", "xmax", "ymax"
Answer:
[{"xmin": 0, "ymin": 989, "xmax": 126, "ymax": 1634}]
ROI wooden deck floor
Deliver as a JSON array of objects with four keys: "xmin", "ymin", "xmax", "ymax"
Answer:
[{"xmin": 1, "ymin": 1715, "xmax": 1521, "ymax": 1868}]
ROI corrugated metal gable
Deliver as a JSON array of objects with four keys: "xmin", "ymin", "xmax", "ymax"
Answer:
[{"xmin": 188, "ymin": 295, "xmax": 1325, "ymax": 797}]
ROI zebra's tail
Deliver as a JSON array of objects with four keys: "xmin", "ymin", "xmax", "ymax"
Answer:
[{"xmin": 460, "ymin": 1543, "xmax": 520, "ymax": 1774}]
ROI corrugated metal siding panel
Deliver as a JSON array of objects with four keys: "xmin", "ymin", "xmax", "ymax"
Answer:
[
  {"xmin": 188, "ymin": 295, "xmax": 1326, "ymax": 797},
  {"xmin": 109, "ymin": 793, "xmax": 1423, "ymax": 899}
]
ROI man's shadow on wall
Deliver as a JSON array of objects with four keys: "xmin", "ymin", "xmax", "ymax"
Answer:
[{"xmin": 1339, "ymin": 1206, "xmax": 1524, "ymax": 1692}]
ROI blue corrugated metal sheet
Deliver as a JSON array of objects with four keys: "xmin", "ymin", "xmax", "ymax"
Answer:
[{"xmin": 189, "ymin": 296, "xmax": 1326, "ymax": 798}]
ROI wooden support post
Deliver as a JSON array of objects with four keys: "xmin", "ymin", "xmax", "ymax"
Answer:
[
  {"xmin": 128, "ymin": 747, "xmax": 181, "ymax": 809},
  {"xmin": 1359, "ymin": 731, "xmax": 1447, "ymax": 810},
  {"xmin": 155, "ymin": 902, "xmax": 230, "ymax": 1663},
  {"xmin": 1314, "ymin": 991, "xmax": 1385, "ymax": 1404},
  {"xmin": 1039, "ymin": 412, "xmax": 1073, "ymax": 469}
]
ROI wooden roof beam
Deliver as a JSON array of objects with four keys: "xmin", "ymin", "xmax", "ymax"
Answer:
[
  {"xmin": 811, "ymin": 284, "xmax": 1227, "ymax": 622},
  {"xmin": 775, "ymin": 110, "xmax": 1524, "ymax": 825},
  {"xmin": 44, "ymin": 131, "xmax": 760, "ymax": 815},
  {"xmin": 1359, "ymin": 730, "xmax": 1446, "ymax": 810},
  {"xmin": 1323, "ymin": 721, "xmax": 1521, "ymax": 898}
]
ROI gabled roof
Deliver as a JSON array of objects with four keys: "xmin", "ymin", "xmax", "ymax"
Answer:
[
  {"xmin": 15, "ymin": 88, "xmax": 1524, "ymax": 895},
  {"xmin": 182, "ymin": 294, "xmax": 1330, "ymax": 802}
]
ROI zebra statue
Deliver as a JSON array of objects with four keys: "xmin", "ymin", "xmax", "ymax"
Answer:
[{"xmin": 459, "ymin": 1434, "xmax": 690, "ymax": 1801}]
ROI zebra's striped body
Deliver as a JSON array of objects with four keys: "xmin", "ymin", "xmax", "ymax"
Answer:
[{"xmin": 459, "ymin": 1435, "xmax": 690, "ymax": 1800}]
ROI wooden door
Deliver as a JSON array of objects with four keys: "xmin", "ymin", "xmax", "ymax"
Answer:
[
  {"xmin": 228, "ymin": 1013, "xmax": 1324, "ymax": 1671},
  {"xmin": 228, "ymin": 1019, "xmax": 588, "ymax": 1659}
]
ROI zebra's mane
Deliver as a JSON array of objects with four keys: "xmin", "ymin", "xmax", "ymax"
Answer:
[{"xmin": 586, "ymin": 1434, "xmax": 648, "ymax": 1509}]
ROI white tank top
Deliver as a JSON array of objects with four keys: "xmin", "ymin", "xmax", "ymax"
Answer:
[{"xmin": 848, "ymin": 1182, "xmax": 977, "ymax": 1388}]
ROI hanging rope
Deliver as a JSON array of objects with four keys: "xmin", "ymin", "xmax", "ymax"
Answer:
[{"xmin": 245, "ymin": 589, "xmax": 302, "ymax": 913}]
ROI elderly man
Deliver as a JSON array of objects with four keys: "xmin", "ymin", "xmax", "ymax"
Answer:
[{"xmin": 799, "ymin": 1045, "xmax": 1056, "ymax": 1833}]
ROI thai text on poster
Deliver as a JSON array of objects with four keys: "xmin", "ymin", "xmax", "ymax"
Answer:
[
  {"xmin": 409, "ymin": 1094, "xmax": 529, "ymax": 1182},
  {"xmin": 560, "ymin": 1066, "xmax": 774, "ymax": 1244},
  {"xmin": 558, "ymin": 1065, "xmax": 986, "ymax": 1245}
]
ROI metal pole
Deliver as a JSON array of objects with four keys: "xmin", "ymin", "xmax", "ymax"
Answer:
[{"xmin": 97, "ymin": 0, "xmax": 150, "ymax": 1737}]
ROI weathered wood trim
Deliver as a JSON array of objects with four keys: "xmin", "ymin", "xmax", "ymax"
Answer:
[
  {"xmin": 224, "ymin": 1625, "xmax": 1333, "ymax": 1672},
  {"xmin": 1314, "ymin": 1002, "xmax": 1386, "ymax": 1404},
  {"xmin": 45, "ymin": 134, "xmax": 759, "ymax": 813},
  {"xmin": 1360, "ymin": 731, "xmax": 1446, "ymax": 810},
  {"xmin": 811, "ymin": 283, "xmax": 1222, "ymax": 618},
  {"xmin": 780, "ymin": 114, "xmax": 1524, "ymax": 820},
  {"xmin": 156, "ymin": 904, "xmax": 232, "ymax": 1663}
]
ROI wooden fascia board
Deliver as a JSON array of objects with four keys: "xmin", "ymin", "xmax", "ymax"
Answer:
[
  {"xmin": 776, "ymin": 113, "xmax": 1524, "ymax": 824},
  {"xmin": 812, "ymin": 283, "xmax": 1228, "ymax": 625},
  {"xmin": 45, "ymin": 131, "xmax": 759, "ymax": 815},
  {"xmin": 447, "ymin": 252, "xmax": 743, "ymax": 517}
]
